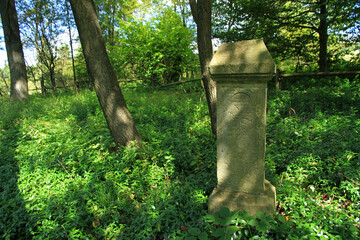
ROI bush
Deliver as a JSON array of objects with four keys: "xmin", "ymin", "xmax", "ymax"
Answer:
[{"xmin": 109, "ymin": 8, "xmax": 198, "ymax": 86}]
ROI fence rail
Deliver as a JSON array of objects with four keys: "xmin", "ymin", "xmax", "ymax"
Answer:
[
  {"xmin": 158, "ymin": 78, "xmax": 202, "ymax": 88},
  {"xmin": 275, "ymin": 70, "xmax": 360, "ymax": 90},
  {"xmin": 279, "ymin": 71, "xmax": 360, "ymax": 78},
  {"xmin": 16, "ymin": 70, "xmax": 360, "ymax": 93}
]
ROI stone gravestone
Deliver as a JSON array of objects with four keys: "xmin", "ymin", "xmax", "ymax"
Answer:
[{"xmin": 208, "ymin": 39, "xmax": 276, "ymax": 216}]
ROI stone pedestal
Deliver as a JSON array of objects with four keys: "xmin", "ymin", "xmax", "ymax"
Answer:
[{"xmin": 208, "ymin": 39, "xmax": 276, "ymax": 216}]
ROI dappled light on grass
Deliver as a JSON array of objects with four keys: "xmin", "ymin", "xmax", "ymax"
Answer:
[
  {"xmin": 265, "ymin": 77, "xmax": 360, "ymax": 238},
  {"xmin": 0, "ymin": 88, "xmax": 216, "ymax": 239},
  {"xmin": 0, "ymin": 78, "xmax": 359, "ymax": 238}
]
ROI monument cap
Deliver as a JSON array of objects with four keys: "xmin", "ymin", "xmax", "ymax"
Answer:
[{"xmin": 209, "ymin": 39, "xmax": 276, "ymax": 81}]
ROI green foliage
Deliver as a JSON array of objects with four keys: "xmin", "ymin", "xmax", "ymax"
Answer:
[
  {"xmin": 0, "ymin": 87, "xmax": 214, "ymax": 239},
  {"xmin": 0, "ymin": 67, "xmax": 10, "ymax": 97},
  {"xmin": 94, "ymin": 0, "xmax": 139, "ymax": 46},
  {"xmin": 265, "ymin": 76, "xmax": 360, "ymax": 239},
  {"xmin": 109, "ymin": 8, "xmax": 197, "ymax": 86},
  {"xmin": 183, "ymin": 207, "xmax": 297, "ymax": 239},
  {"xmin": 74, "ymin": 48, "xmax": 92, "ymax": 89},
  {"xmin": 212, "ymin": 0, "xmax": 360, "ymax": 72},
  {"xmin": 0, "ymin": 77, "xmax": 359, "ymax": 239},
  {"xmin": 19, "ymin": 0, "xmax": 68, "ymax": 90}
]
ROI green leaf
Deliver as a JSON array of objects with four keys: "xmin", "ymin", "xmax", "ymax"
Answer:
[
  {"xmin": 277, "ymin": 215, "xmax": 287, "ymax": 224},
  {"xmin": 219, "ymin": 206, "xmax": 231, "ymax": 218},
  {"xmin": 225, "ymin": 225, "xmax": 239, "ymax": 235},
  {"xmin": 256, "ymin": 212, "xmax": 266, "ymax": 220},
  {"xmin": 217, "ymin": 217, "xmax": 232, "ymax": 227},
  {"xmin": 198, "ymin": 232, "xmax": 209, "ymax": 240},
  {"xmin": 239, "ymin": 210, "xmax": 255, "ymax": 223},
  {"xmin": 188, "ymin": 228, "xmax": 201, "ymax": 236},
  {"xmin": 185, "ymin": 237, "xmax": 197, "ymax": 240},
  {"xmin": 249, "ymin": 219, "xmax": 258, "ymax": 227},
  {"xmin": 255, "ymin": 219, "xmax": 269, "ymax": 234},
  {"xmin": 212, "ymin": 228, "xmax": 225, "ymax": 237},
  {"xmin": 204, "ymin": 214, "xmax": 215, "ymax": 223}
]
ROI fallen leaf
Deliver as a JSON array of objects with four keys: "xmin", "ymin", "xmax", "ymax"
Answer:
[
  {"xmin": 92, "ymin": 219, "xmax": 100, "ymax": 228},
  {"xmin": 180, "ymin": 225, "xmax": 187, "ymax": 232}
]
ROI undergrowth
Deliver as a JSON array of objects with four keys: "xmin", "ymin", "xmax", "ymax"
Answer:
[{"xmin": 0, "ymin": 77, "xmax": 359, "ymax": 239}]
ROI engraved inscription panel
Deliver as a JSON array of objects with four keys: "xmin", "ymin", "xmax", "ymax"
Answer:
[{"xmin": 217, "ymin": 84, "xmax": 266, "ymax": 193}]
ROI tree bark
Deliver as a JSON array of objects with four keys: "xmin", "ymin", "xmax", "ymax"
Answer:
[
  {"xmin": 318, "ymin": 0, "xmax": 328, "ymax": 72},
  {"xmin": 69, "ymin": 0, "xmax": 142, "ymax": 146},
  {"xmin": 40, "ymin": 30, "xmax": 57, "ymax": 91},
  {"xmin": 189, "ymin": 0, "xmax": 217, "ymax": 135},
  {"xmin": 0, "ymin": 0, "xmax": 28, "ymax": 101},
  {"xmin": 66, "ymin": 1, "xmax": 78, "ymax": 92},
  {"xmin": 33, "ymin": 10, "xmax": 46, "ymax": 94},
  {"xmin": 69, "ymin": 26, "xmax": 78, "ymax": 91},
  {"xmin": 0, "ymin": 69, "xmax": 10, "ymax": 92}
]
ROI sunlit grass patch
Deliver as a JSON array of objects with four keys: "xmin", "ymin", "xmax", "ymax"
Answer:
[{"xmin": 1, "ymin": 79, "xmax": 359, "ymax": 239}]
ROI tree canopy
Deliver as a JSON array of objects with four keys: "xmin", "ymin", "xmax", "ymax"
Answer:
[
  {"xmin": 0, "ymin": 0, "xmax": 359, "ymax": 93},
  {"xmin": 212, "ymin": 0, "xmax": 360, "ymax": 72}
]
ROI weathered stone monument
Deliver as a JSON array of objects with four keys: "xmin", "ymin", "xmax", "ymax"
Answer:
[{"xmin": 208, "ymin": 39, "xmax": 276, "ymax": 216}]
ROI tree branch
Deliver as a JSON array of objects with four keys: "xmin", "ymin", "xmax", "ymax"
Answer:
[{"xmin": 189, "ymin": 0, "xmax": 198, "ymax": 24}]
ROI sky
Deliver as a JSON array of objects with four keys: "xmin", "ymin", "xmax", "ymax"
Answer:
[
  {"xmin": 0, "ymin": 30, "xmax": 7, "ymax": 68},
  {"xmin": 0, "ymin": 25, "xmax": 76, "ymax": 69},
  {"xmin": 0, "ymin": 25, "xmax": 217, "ymax": 70},
  {"xmin": 0, "ymin": 0, "xmax": 175, "ymax": 69},
  {"xmin": 0, "ymin": 42, "xmax": 38, "ymax": 69},
  {"xmin": 1, "ymin": 27, "xmax": 37, "ymax": 68}
]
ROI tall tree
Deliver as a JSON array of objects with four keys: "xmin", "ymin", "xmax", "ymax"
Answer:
[
  {"xmin": 212, "ymin": 0, "xmax": 360, "ymax": 72},
  {"xmin": 0, "ymin": 0, "xmax": 28, "ymax": 100},
  {"xmin": 19, "ymin": 0, "xmax": 66, "ymax": 92},
  {"xmin": 94, "ymin": 0, "xmax": 138, "ymax": 46},
  {"xmin": 171, "ymin": 0, "xmax": 192, "ymax": 27},
  {"xmin": 64, "ymin": 0, "xmax": 78, "ymax": 91},
  {"xmin": 318, "ymin": 0, "xmax": 328, "ymax": 72},
  {"xmin": 278, "ymin": 0, "xmax": 359, "ymax": 72},
  {"xmin": 189, "ymin": 0, "xmax": 216, "ymax": 135},
  {"xmin": 69, "ymin": 0, "xmax": 142, "ymax": 146},
  {"xmin": 0, "ymin": 67, "xmax": 10, "ymax": 94}
]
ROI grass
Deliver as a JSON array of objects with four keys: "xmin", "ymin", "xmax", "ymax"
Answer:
[{"xmin": 0, "ymin": 77, "xmax": 359, "ymax": 239}]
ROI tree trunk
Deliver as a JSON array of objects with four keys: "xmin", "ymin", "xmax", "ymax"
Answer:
[
  {"xmin": 28, "ymin": 66, "xmax": 39, "ymax": 93},
  {"xmin": 33, "ymin": 12, "xmax": 46, "ymax": 95},
  {"xmin": 0, "ymin": 69, "xmax": 10, "ymax": 92},
  {"xmin": 69, "ymin": 30, "xmax": 78, "ymax": 91},
  {"xmin": 42, "ymin": 32, "xmax": 57, "ymax": 91},
  {"xmin": 49, "ymin": 63, "xmax": 56, "ymax": 91},
  {"xmin": 69, "ymin": 0, "xmax": 142, "ymax": 146},
  {"xmin": 66, "ymin": 1, "xmax": 78, "ymax": 92},
  {"xmin": 318, "ymin": 0, "xmax": 328, "ymax": 72},
  {"xmin": 189, "ymin": 0, "xmax": 217, "ymax": 135},
  {"xmin": 39, "ymin": 64, "xmax": 46, "ymax": 94},
  {"xmin": 0, "ymin": 0, "xmax": 28, "ymax": 101}
]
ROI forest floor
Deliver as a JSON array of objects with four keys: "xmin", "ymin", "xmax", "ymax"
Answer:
[{"xmin": 1, "ymin": 77, "xmax": 359, "ymax": 239}]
